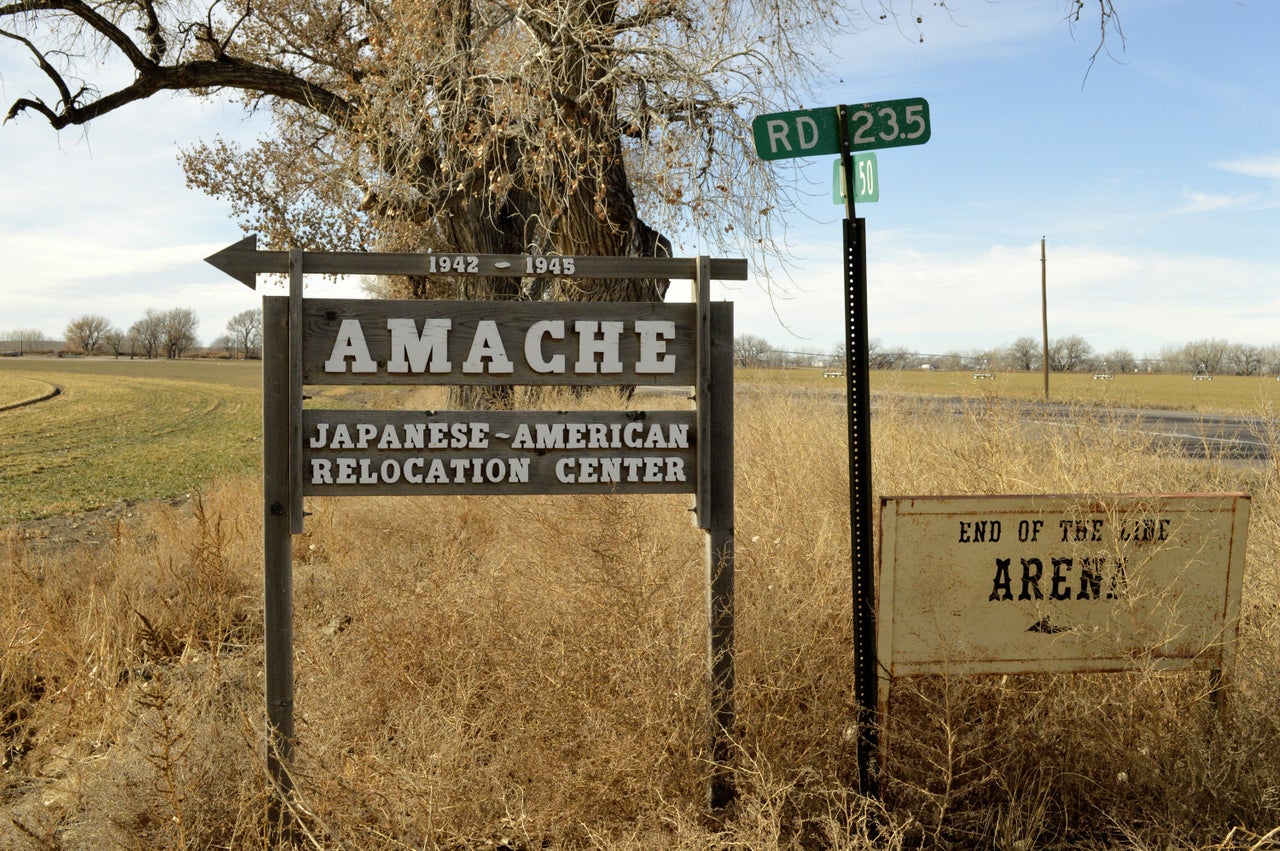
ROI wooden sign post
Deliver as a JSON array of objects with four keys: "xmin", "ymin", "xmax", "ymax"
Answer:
[{"xmin": 207, "ymin": 239, "xmax": 745, "ymax": 820}]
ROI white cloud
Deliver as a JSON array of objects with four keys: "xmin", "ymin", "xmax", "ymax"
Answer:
[
  {"xmin": 1216, "ymin": 153, "xmax": 1280, "ymax": 182},
  {"xmin": 1174, "ymin": 191, "xmax": 1259, "ymax": 215},
  {"xmin": 722, "ymin": 235, "xmax": 1280, "ymax": 356}
]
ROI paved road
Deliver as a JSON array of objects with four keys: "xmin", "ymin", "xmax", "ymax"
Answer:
[
  {"xmin": 899, "ymin": 396, "xmax": 1275, "ymax": 462},
  {"xmin": 1050, "ymin": 405, "xmax": 1273, "ymax": 461},
  {"xmin": 651, "ymin": 386, "xmax": 1276, "ymax": 462}
]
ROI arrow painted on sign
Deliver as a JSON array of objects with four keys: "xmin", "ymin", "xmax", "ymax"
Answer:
[
  {"xmin": 204, "ymin": 234, "xmax": 748, "ymax": 289},
  {"xmin": 1025, "ymin": 615, "xmax": 1070, "ymax": 635}
]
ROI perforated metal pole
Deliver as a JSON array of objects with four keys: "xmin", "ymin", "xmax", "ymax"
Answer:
[
  {"xmin": 844, "ymin": 217, "xmax": 879, "ymax": 799},
  {"xmin": 837, "ymin": 105, "xmax": 879, "ymax": 800}
]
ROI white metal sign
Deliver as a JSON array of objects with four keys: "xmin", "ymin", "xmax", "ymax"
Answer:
[{"xmin": 877, "ymin": 493, "xmax": 1250, "ymax": 680}]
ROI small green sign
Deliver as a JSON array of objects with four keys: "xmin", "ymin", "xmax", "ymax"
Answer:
[
  {"xmin": 833, "ymin": 154, "xmax": 879, "ymax": 204},
  {"xmin": 752, "ymin": 98, "xmax": 930, "ymax": 161}
]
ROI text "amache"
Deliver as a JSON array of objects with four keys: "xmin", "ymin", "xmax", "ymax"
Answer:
[{"xmin": 324, "ymin": 318, "xmax": 677, "ymax": 376}]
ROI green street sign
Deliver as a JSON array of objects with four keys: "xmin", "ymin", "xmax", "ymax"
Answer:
[
  {"xmin": 833, "ymin": 154, "xmax": 879, "ymax": 204},
  {"xmin": 752, "ymin": 97, "xmax": 930, "ymax": 161}
]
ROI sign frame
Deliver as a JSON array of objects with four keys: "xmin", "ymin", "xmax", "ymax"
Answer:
[
  {"xmin": 876, "ymin": 492, "xmax": 1250, "ymax": 771},
  {"xmin": 217, "ymin": 239, "xmax": 745, "ymax": 817}
]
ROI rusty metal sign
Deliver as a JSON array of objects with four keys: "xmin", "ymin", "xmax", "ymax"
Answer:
[{"xmin": 877, "ymin": 493, "xmax": 1250, "ymax": 681}]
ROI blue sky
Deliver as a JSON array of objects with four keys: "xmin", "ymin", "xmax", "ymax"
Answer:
[{"xmin": 2, "ymin": 0, "xmax": 1277, "ymax": 360}]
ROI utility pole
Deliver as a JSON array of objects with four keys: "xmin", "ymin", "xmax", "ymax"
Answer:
[{"xmin": 1040, "ymin": 236, "xmax": 1049, "ymax": 400}]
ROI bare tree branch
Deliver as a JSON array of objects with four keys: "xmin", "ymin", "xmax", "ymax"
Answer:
[{"xmin": 2, "ymin": 0, "xmax": 353, "ymax": 127}]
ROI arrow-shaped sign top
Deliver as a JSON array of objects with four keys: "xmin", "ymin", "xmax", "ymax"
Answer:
[
  {"xmin": 204, "ymin": 234, "xmax": 272, "ymax": 289},
  {"xmin": 204, "ymin": 234, "xmax": 748, "ymax": 290}
]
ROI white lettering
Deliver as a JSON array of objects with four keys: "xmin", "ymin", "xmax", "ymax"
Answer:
[
  {"xmin": 310, "ymin": 459, "xmax": 333, "ymax": 484},
  {"xmin": 535, "ymin": 423, "xmax": 565, "ymax": 449},
  {"xmin": 796, "ymin": 115, "xmax": 820, "ymax": 150},
  {"xmin": 634, "ymin": 320, "xmax": 676, "ymax": 374},
  {"xmin": 766, "ymin": 119, "xmax": 793, "ymax": 153},
  {"xmin": 386, "ymin": 318, "xmax": 452, "ymax": 374},
  {"xmin": 323, "ymin": 320, "xmax": 378, "ymax": 373},
  {"xmin": 402, "ymin": 423, "xmax": 425, "ymax": 449},
  {"xmin": 597, "ymin": 457, "xmax": 621, "ymax": 482},
  {"xmin": 511, "ymin": 423, "xmax": 533, "ymax": 449},
  {"xmin": 525, "ymin": 320, "xmax": 566, "ymax": 373},
  {"xmin": 463, "ymin": 320, "xmax": 515, "ymax": 374},
  {"xmin": 554, "ymin": 456, "xmax": 685, "ymax": 484},
  {"xmin": 506, "ymin": 458, "xmax": 530, "ymax": 483},
  {"xmin": 508, "ymin": 420, "xmax": 688, "ymax": 450},
  {"xmin": 318, "ymin": 316, "xmax": 684, "ymax": 377},
  {"xmin": 378, "ymin": 424, "xmax": 403, "ymax": 449},
  {"xmin": 330, "ymin": 424, "xmax": 354, "ymax": 449},
  {"xmin": 313, "ymin": 455, "xmax": 528, "ymax": 485},
  {"xmin": 573, "ymin": 320, "xmax": 624, "ymax": 374}
]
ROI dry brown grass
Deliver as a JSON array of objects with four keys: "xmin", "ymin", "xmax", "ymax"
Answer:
[{"xmin": 3, "ymin": 387, "xmax": 1280, "ymax": 848}]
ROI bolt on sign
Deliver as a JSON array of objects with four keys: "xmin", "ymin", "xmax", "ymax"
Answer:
[{"xmin": 878, "ymin": 493, "xmax": 1249, "ymax": 682}]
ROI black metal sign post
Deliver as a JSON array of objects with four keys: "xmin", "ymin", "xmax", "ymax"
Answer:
[
  {"xmin": 835, "ymin": 105, "xmax": 879, "ymax": 799},
  {"xmin": 753, "ymin": 98, "xmax": 928, "ymax": 800}
]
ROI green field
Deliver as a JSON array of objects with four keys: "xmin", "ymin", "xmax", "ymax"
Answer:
[
  {"xmin": 0, "ymin": 358, "xmax": 263, "ymax": 522},
  {"xmin": 4, "ymin": 357, "xmax": 1277, "ymax": 523},
  {"xmin": 746, "ymin": 365, "xmax": 1280, "ymax": 412}
]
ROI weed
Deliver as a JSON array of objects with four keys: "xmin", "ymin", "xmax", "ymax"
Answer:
[{"xmin": 1, "ymin": 378, "xmax": 1278, "ymax": 847}]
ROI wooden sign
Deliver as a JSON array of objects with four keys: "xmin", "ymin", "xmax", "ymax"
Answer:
[
  {"xmin": 205, "ymin": 234, "xmax": 748, "ymax": 289},
  {"xmin": 877, "ymin": 493, "xmax": 1250, "ymax": 680},
  {"xmin": 234, "ymin": 242, "xmax": 742, "ymax": 816},
  {"xmin": 302, "ymin": 299, "xmax": 696, "ymax": 386},
  {"xmin": 303, "ymin": 409, "xmax": 696, "ymax": 496}
]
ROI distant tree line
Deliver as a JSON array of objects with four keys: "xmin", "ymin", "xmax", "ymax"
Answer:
[
  {"xmin": 3, "ymin": 308, "xmax": 264, "ymax": 360},
  {"xmin": 63, "ymin": 309, "xmax": 202, "ymax": 359},
  {"xmin": 0, "ymin": 328, "xmax": 53, "ymax": 354},
  {"xmin": 209, "ymin": 309, "xmax": 264, "ymax": 360},
  {"xmin": 734, "ymin": 334, "xmax": 1280, "ymax": 377}
]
